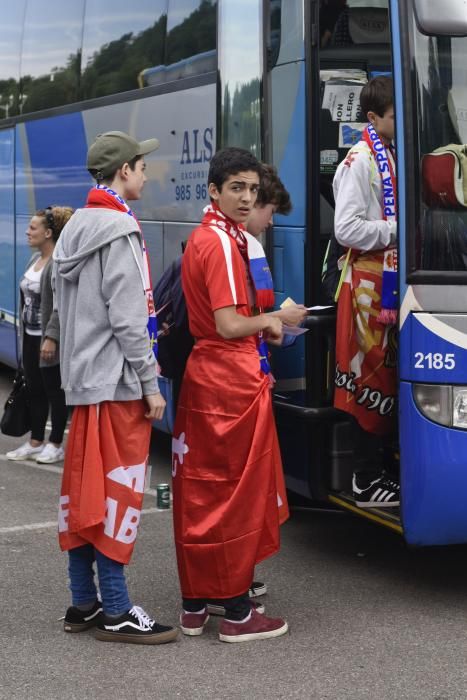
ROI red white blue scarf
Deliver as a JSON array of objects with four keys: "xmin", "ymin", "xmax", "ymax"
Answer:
[
  {"xmin": 85, "ymin": 185, "xmax": 158, "ymax": 357},
  {"xmin": 245, "ymin": 233, "xmax": 275, "ymax": 309},
  {"xmin": 362, "ymin": 123, "xmax": 397, "ymax": 325}
]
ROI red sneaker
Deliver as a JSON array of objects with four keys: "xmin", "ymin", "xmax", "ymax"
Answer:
[
  {"xmin": 219, "ymin": 608, "xmax": 288, "ymax": 643},
  {"xmin": 180, "ymin": 609, "xmax": 210, "ymax": 636}
]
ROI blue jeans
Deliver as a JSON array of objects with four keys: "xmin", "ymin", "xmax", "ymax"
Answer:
[{"xmin": 68, "ymin": 545, "xmax": 131, "ymax": 616}]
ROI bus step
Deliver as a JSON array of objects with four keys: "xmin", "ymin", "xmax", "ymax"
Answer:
[{"xmin": 328, "ymin": 493, "xmax": 403, "ymax": 534}]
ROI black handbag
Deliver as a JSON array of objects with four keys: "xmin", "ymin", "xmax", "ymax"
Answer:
[{"xmin": 1, "ymin": 370, "xmax": 31, "ymax": 437}]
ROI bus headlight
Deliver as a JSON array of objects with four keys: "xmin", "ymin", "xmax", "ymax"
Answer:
[
  {"xmin": 453, "ymin": 388, "xmax": 467, "ymax": 428},
  {"xmin": 413, "ymin": 384, "xmax": 452, "ymax": 426},
  {"xmin": 413, "ymin": 384, "xmax": 467, "ymax": 429}
]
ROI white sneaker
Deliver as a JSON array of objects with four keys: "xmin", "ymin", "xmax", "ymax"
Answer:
[
  {"xmin": 6, "ymin": 442, "xmax": 44, "ymax": 461},
  {"xmin": 36, "ymin": 443, "xmax": 65, "ymax": 464}
]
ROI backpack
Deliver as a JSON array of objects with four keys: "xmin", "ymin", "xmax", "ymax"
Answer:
[
  {"xmin": 422, "ymin": 144, "xmax": 467, "ymax": 209},
  {"xmin": 153, "ymin": 257, "xmax": 194, "ymax": 381}
]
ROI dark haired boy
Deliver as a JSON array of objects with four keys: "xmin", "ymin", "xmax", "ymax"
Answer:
[
  {"xmin": 173, "ymin": 146, "xmax": 289, "ymax": 643},
  {"xmin": 246, "ymin": 163, "xmax": 306, "ymax": 323},
  {"xmin": 199, "ymin": 164, "xmax": 304, "ymax": 612},
  {"xmin": 53, "ymin": 131, "xmax": 177, "ymax": 644},
  {"xmin": 247, "ymin": 163, "xmax": 292, "ymax": 238},
  {"xmin": 333, "ymin": 76, "xmax": 399, "ymax": 507}
]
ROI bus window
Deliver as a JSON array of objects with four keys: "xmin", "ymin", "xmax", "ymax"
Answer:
[
  {"xmin": 218, "ymin": 0, "xmax": 262, "ymax": 156},
  {"xmin": 19, "ymin": 0, "xmax": 84, "ymax": 114},
  {"xmin": 164, "ymin": 0, "xmax": 217, "ymax": 77},
  {"xmin": 0, "ymin": 3, "xmax": 26, "ymax": 120},
  {"xmin": 81, "ymin": 0, "xmax": 168, "ymax": 100},
  {"xmin": 411, "ymin": 26, "xmax": 467, "ymax": 272},
  {"xmin": 267, "ymin": 0, "xmax": 303, "ymax": 68}
]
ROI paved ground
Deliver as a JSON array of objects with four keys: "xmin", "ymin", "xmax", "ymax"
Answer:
[{"xmin": 1, "ymin": 365, "xmax": 467, "ymax": 699}]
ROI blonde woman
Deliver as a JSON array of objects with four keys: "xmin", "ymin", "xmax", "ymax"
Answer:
[{"xmin": 7, "ymin": 206, "xmax": 73, "ymax": 463}]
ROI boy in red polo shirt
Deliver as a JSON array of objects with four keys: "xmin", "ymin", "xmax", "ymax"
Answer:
[{"xmin": 173, "ymin": 147, "xmax": 289, "ymax": 643}]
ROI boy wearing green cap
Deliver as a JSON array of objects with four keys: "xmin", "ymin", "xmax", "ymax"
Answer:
[{"xmin": 53, "ymin": 131, "xmax": 177, "ymax": 645}]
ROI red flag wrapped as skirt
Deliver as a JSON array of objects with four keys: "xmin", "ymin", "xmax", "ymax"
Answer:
[
  {"xmin": 59, "ymin": 400, "xmax": 151, "ymax": 565},
  {"xmin": 172, "ymin": 339, "xmax": 287, "ymax": 600}
]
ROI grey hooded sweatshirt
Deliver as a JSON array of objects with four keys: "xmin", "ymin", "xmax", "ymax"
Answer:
[{"xmin": 53, "ymin": 207, "xmax": 159, "ymax": 405}]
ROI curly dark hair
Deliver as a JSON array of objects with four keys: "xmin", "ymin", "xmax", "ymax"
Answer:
[
  {"xmin": 256, "ymin": 164, "xmax": 292, "ymax": 215},
  {"xmin": 208, "ymin": 147, "xmax": 262, "ymax": 191}
]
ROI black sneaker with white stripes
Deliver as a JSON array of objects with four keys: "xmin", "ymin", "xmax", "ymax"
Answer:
[
  {"xmin": 352, "ymin": 473, "xmax": 400, "ymax": 508},
  {"xmin": 95, "ymin": 605, "xmax": 178, "ymax": 645},
  {"xmin": 64, "ymin": 600, "xmax": 103, "ymax": 633}
]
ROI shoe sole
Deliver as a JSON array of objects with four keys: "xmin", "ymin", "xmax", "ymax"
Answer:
[
  {"xmin": 36, "ymin": 457, "xmax": 64, "ymax": 464},
  {"xmin": 355, "ymin": 501, "xmax": 400, "ymax": 508},
  {"xmin": 95, "ymin": 628, "xmax": 179, "ymax": 644},
  {"xmin": 180, "ymin": 613, "xmax": 210, "ymax": 636},
  {"xmin": 219, "ymin": 621, "xmax": 288, "ymax": 643},
  {"xmin": 64, "ymin": 619, "xmax": 100, "ymax": 633},
  {"xmin": 207, "ymin": 603, "xmax": 265, "ymax": 616},
  {"xmin": 249, "ymin": 585, "xmax": 267, "ymax": 598},
  {"xmin": 6, "ymin": 454, "xmax": 41, "ymax": 461}
]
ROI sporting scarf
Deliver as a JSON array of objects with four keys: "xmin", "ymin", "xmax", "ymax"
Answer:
[
  {"xmin": 362, "ymin": 123, "xmax": 398, "ymax": 325},
  {"xmin": 203, "ymin": 203, "xmax": 272, "ymax": 374},
  {"xmin": 86, "ymin": 185, "xmax": 158, "ymax": 356},
  {"xmin": 245, "ymin": 234, "xmax": 275, "ymax": 309}
]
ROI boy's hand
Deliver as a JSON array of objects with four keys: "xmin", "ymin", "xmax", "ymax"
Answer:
[
  {"xmin": 276, "ymin": 304, "xmax": 307, "ymax": 327},
  {"xmin": 144, "ymin": 392, "xmax": 166, "ymax": 421},
  {"xmin": 263, "ymin": 315, "xmax": 283, "ymax": 343}
]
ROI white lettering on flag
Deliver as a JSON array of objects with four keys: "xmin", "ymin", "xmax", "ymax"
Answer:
[
  {"xmin": 58, "ymin": 495, "xmax": 70, "ymax": 532},
  {"xmin": 107, "ymin": 462, "xmax": 146, "ymax": 493},
  {"xmin": 103, "ymin": 497, "xmax": 118, "ymax": 538},
  {"xmin": 115, "ymin": 507, "xmax": 141, "ymax": 544},
  {"xmin": 103, "ymin": 497, "xmax": 141, "ymax": 543}
]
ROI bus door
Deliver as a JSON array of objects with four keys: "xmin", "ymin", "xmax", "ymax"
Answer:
[
  {"xmin": 309, "ymin": 0, "xmax": 399, "ymax": 528},
  {"xmin": 396, "ymin": 0, "xmax": 467, "ymax": 545},
  {"xmin": 268, "ymin": 0, "xmax": 403, "ymax": 528},
  {"xmin": 0, "ymin": 127, "xmax": 17, "ymax": 366}
]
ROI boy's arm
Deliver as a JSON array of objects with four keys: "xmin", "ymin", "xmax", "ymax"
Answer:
[
  {"xmin": 214, "ymin": 306, "xmax": 282, "ymax": 341},
  {"xmin": 100, "ymin": 233, "xmax": 159, "ymax": 396},
  {"xmin": 333, "ymin": 151, "xmax": 397, "ymax": 251}
]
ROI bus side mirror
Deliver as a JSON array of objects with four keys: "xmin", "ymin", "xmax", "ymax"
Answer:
[{"xmin": 414, "ymin": 0, "xmax": 467, "ymax": 36}]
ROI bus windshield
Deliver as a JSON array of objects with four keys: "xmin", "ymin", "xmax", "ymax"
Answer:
[{"xmin": 411, "ymin": 23, "xmax": 467, "ymax": 272}]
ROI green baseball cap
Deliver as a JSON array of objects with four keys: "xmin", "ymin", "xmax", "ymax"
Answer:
[{"xmin": 87, "ymin": 130, "xmax": 160, "ymax": 179}]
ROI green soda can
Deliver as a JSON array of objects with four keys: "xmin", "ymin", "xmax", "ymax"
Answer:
[{"xmin": 156, "ymin": 483, "xmax": 170, "ymax": 509}]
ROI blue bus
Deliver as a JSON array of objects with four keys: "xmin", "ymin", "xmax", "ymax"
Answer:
[{"xmin": 1, "ymin": 0, "xmax": 467, "ymax": 545}]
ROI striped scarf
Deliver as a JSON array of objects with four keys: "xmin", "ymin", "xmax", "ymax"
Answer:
[
  {"xmin": 85, "ymin": 185, "xmax": 158, "ymax": 357},
  {"xmin": 362, "ymin": 123, "xmax": 397, "ymax": 325}
]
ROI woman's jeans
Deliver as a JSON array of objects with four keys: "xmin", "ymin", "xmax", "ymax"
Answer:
[{"xmin": 68, "ymin": 544, "xmax": 131, "ymax": 616}]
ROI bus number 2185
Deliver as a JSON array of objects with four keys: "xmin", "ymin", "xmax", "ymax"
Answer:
[{"xmin": 414, "ymin": 352, "xmax": 456, "ymax": 370}]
